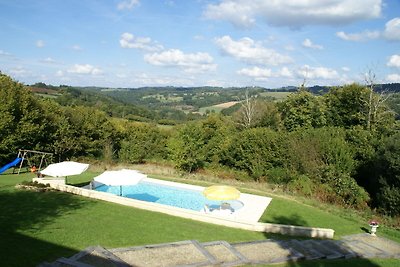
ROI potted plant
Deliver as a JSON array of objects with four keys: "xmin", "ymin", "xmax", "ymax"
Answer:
[{"xmin": 369, "ymin": 220, "xmax": 379, "ymax": 236}]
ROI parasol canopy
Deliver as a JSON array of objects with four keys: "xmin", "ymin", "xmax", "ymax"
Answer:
[
  {"xmin": 203, "ymin": 185, "xmax": 240, "ymax": 201},
  {"xmin": 40, "ymin": 161, "xmax": 89, "ymax": 178},
  {"xmin": 93, "ymin": 169, "xmax": 147, "ymax": 196},
  {"xmin": 93, "ymin": 169, "xmax": 146, "ymax": 186}
]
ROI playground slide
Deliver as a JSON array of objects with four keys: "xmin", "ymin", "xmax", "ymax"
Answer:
[{"xmin": 0, "ymin": 157, "xmax": 22, "ymax": 174}]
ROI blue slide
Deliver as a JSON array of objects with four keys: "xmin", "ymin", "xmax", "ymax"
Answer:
[{"xmin": 0, "ymin": 157, "xmax": 22, "ymax": 174}]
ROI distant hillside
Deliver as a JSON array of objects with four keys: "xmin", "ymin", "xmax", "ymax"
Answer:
[
  {"xmin": 28, "ymin": 82, "xmax": 400, "ymax": 122},
  {"xmin": 27, "ymin": 84, "xmax": 198, "ymax": 124}
]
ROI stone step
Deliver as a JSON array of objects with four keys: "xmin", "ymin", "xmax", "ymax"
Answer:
[
  {"xmin": 109, "ymin": 240, "xmax": 215, "ymax": 267},
  {"xmin": 320, "ymin": 240, "xmax": 357, "ymax": 259},
  {"xmin": 342, "ymin": 233, "xmax": 400, "ymax": 258},
  {"xmin": 232, "ymin": 239, "xmax": 304, "ymax": 265},
  {"xmin": 285, "ymin": 239, "xmax": 325, "ymax": 260},
  {"xmin": 340, "ymin": 240, "xmax": 389, "ymax": 258},
  {"xmin": 39, "ymin": 234, "xmax": 400, "ymax": 266},
  {"xmin": 201, "ymin": 240, "xmax": 248, "ymax": 266},
  {"xmin": 53, "ymin": 257, "xmax": 95, "ymax": 267},
  {"xmin": 67, "ymin": 246, "xmax": 130, "ymax": 267},
  {"xmin": 300, "ymin": 240, "xmax": 344, "ymax": 259},
  {"xmin": 39, "ymin": 245, "xmax": 129, "ymax": 267}
]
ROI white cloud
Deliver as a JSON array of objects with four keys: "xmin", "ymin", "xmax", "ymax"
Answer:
[
  {"xmin": 56, "ymin": 70, "xmax": 64, "ymax": 77},
  {"xmin": 297, "ymin": 65, "xmax": 339, "ymax": 80},
  {"xmin": 284, "ymin": 45, "xmax": 295, "ymax": 51},
  {"xmin": 0, "ymin": 50, "xmax": 12, "ymax": 56},
  {"xmin": 36, "ymin": 40, "xmax": 45, "ymax": 48},
  {"xmin": 194, "ymin": 35, "xmax": 204, "ymax": 41},
  {"xmin": 278, "ymin": 67, "xmax": 293, "ymax": 78},
  {"xmin": 386, "ymin": 73, "xmax": 400, "ymax": 83},
  {"xmin": 302, "ymin": 38, "xmax": 323, "ymax": 50},
  {"xmin": 117, "ymin": 0, "xmax": 139, "ymax": 10},
  {"xmin": 7, "ymin": 67, "xmax": 34, "ymax": 79},
  {"xmin": 387, "ymin": 54, "xmax": 400, "ymax": 68},
  {"xmin": 133, "ymin": 73, "xmax": 194, "ymax": 86},
  {"xmin": 336, "ymin": 17, "xmax": 400, "ymax": 42},
  {"xmin": 204, "ymin": 0, "xmax": 382, "ymax": 28},
  {"xmin": 215, "ymin": 35, "xmax": 292, "ymax": 66},
  {"xmin": 41, "ymin": 57, "xmax": 56, "ymax": 63},
  {"xmin": 237, "ymin": 66, "xmax": 294, "ymax": 80},
  {"xmin": 336, "ymin": 30, "xmax": 380, "ymax": 41},
  {"xmin": 67, "ymin": 64, "xmax": 103, "ymax": 75},
  {"xmin": 120, "ymin": 32, "xmax": 163, "ymax": 52},
  {"xmin": 383, "ymin": 17, "xmax": 400, "ymax": 41},
  {"xmin": 237, "ymin": 66, "xmax": 272, "ymax": 80},
  {"xmin": 72, "ymin": 45, "xmax": 83, "ymax": 51},
  {"xmin": 144, "ymin": 49, "xmax": 216, "ymax": 73},
  {"xmin": 342, "ymin": 66, "xmax": 351, "ymax": 72}
]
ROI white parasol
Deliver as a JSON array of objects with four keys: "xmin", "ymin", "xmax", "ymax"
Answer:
[
  {"xmin": 40, "ymin": 161, "xmax": 89, "ymax": 178},
  {"xmin": 93, "ymin": 169, "xmax": 146, "ymax": 196}
]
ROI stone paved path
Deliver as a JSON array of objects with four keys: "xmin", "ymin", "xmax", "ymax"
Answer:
[{"xmin": 39, "ymin": 234, "xmax": 400, "ymax": 267}]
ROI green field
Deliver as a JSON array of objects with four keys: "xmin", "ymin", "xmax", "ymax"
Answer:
[
  {"xmin": 142, "ymin": 94, "xmax": 183, "ymax": 103},
  {"xmin": 198, "ymin": 105, "xmax": 227, "ymax": 114},
  {"xmin": 260, "ymin": 91, "xmax": 292, "ymax": 101}
]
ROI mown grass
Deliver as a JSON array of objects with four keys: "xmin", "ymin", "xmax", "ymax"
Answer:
[
  {"xmin": 1, "ymin": 167, "xmax": 399, "ymax": 267},
  {"xmin": 0, "ymin": 171, "xmax": 266, "ymax": 266}
]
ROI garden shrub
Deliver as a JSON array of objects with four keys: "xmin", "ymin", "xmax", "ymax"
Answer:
[
  {"xmin": 266, "ymin": 167, "xmax": 293, "ymax": 184},
  {"xmin": 364, "ymin": 132, "xmax": 400, "ymax": 215},
  {"xmin": 320, "ymin": 165, "xmax": 369, "ymax": 207},
  {"xmin": 119, "ymin": 123, "xmax": 168, "ymax": 163},
  {"xmin": 287, "ymin": 175, "xmax": 314, "ymax": 197},
  {"xmin": 376, "ymin": 186, "xmax": 400, "ymax": 216},
  {"xmin": 168, "ymin": 122, "xmax": 206, "ymax": 172},
  {"xmin": 221, "ymin": 128, "xmax": 286, "ymax": 179}
]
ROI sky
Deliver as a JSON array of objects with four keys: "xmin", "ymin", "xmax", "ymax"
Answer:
[{"xmin": 0, "ymin": 0, "xmax": 399, "ymax": 88}]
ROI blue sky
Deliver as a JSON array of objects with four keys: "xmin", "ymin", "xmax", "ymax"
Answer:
[{"xmin": 0, "ymin": 0, "xmax": 399, "ymax": 88}]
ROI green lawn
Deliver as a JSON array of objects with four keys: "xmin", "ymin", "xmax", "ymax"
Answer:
[
  {"xmin": 0, "ymin": 170, "xmax": 398, "ymax": 267},
  {"xmin": 260, "ymin": 197, "xmax": 400, "ymax": 241}
]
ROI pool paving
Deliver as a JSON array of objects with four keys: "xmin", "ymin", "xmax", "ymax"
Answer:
[{"xmin": 40, "ymin": 233, "xmax": 400, "ymax": 266}]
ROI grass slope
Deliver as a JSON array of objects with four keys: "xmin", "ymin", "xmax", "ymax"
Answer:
[{"xmin": 0, "ymin": 170, "xmax": 398, "ymax": 267}]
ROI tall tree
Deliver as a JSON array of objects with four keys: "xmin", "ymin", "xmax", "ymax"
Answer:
[{"xmin": 278, "ymin": 91, "xmax": 326, "ymax": 131}]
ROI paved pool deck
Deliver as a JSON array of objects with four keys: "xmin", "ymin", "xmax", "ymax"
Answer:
[{"xmin": 138, "ymin": 177, "xmax": 273, "ymax": 223}]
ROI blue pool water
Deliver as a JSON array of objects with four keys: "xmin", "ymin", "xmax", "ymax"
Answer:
[{"xmin": 95, "ymin": 181, "xmax": 243, "ymax": 212}]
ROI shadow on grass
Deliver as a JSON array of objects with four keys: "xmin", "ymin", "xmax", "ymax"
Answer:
[
  {"xmin": 269, "ymin": 214, "xmax": 309, "ymax": 227},
  {"xmin": 1, "ymin": 232, "xmax": 78, "ymax": 267},
  {"xmin": 0, "ymin": 189, "xmax": 90, "ymax": 266},
  {"xmin": 360, "ymin": 227, "xmax": 370, "ymax": 234}
]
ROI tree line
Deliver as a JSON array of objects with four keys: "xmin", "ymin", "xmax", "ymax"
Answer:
[{"xmin": 1, "ymin": 73, "xmax": 399, "ymax": 217}]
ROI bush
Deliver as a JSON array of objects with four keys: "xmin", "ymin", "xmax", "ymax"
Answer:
[
  {"xmin": 266, "ymin": 167, "xmax": 293, "ymax": 184},
  {"xmin": 363, "ymin": 132, "xmax": 400, "ymax": 215},
  {"xmin": 119, "ymin": 123, "xmax": 168, "ymax": 164},
  {"xmin": 320, "ymin": 166, "xmax": 369, "ymax": 207},
  {"xmin": 287, "ymin": 175, "xmax": 314, "ymax": 197},
  {"xmin": 221, "ymin": 128, "xmax": 286, "ymax": 179},
  {"xmin": 376, "ymin": 186, "xmax": 400, "ymax": 216},
  {"xmin": 168, "ymin": 122, "xmax": 205, "ymax": 172}
]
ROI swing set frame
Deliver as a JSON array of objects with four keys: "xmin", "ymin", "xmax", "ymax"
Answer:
[{"xmin": 16, "ymin": 149, "xmax": 53, "ymax": 174}]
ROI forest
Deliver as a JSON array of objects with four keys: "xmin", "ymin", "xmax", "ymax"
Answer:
[{"xmin": 1, "ymin": 72, "xmax": 400, "ymax": 219}]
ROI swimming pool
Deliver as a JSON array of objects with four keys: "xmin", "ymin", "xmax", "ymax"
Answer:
[{"xmin": 94, "ymin": 181, "xmax": 244, "ymax": 212}]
